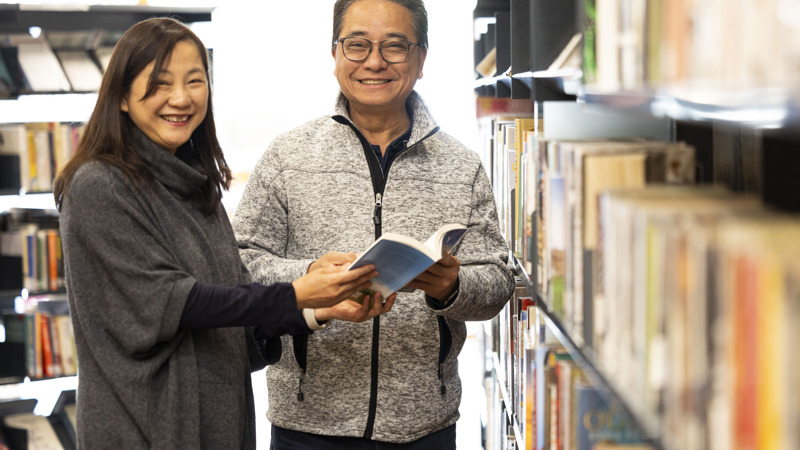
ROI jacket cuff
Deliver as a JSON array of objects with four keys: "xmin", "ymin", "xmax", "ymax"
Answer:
[
  {"xmin": 302, "ymin": 308, "xmax": 330, "ymax": 331},
  {"xmin": 425, "ymin": 278, "xmax": 460, "ymax": 310}
]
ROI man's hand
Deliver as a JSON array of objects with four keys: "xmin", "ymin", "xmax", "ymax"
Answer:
[
  {"xmin": 307, "ymin": 251, "xmax": 358, "ymax": 273},
  {"xmin": 405, "ymin": 252, "xmax": 460, "ymax": 301}
]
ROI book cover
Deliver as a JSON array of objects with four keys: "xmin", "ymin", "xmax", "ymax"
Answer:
[
  {"xmin": 0, "ymin": 124, "xmax": 30, "ymax": 192},
  {"xmin": 39, "ymin": 314, "xmax": 54, "ymax": 378},
  {"xmin": 547, "ymin": 165, "xmax": 565, "ymax": 316},
  {"xmin": 54, "ymin": 315, "xmax": 77, "ymax": 376},
  {"xmin": 32, "ymin": 312, "xmax": 43, "ymax": 379},
  {"xmin": 27, "ymin": 123, "xmax": 54, "ymax": 192},
  {"xmin": 46, "ymin": 229, "xmax": 57, "ymax": 292},
  {"xmin": 523, "ymin": 346, "xmax": 536, "ymax": 450},
  {"xmin": 534, "ymin": 345, "xmax": 563, "ymax": 450},
  {"xmin": 47, "ymin": 314, "xmax": 63, "ymax": 378},
  {"xmin": 22, "ymin": 224, "xmax": 38, "ymax": 293},
  {"xmin": 574, "ymin": 383, "xmax": 644, "ymax": 449},
  {"xmin": 515, "ymin": 119, "xmax": 538, "ymax": 262},
  {"xmin": 522, "ymin": 128, "xmax": 540, "ymax": 278},
  {"xmin": 36, "ymin": 229, "xmax": 48, "ymax": 292},
  {"xmin": 348, "ymin": 223, "xmax": 466, "ymax": 300}
]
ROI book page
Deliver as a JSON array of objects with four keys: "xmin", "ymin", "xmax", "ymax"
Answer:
[
  {"xmin": 56, "ymin": 50, "xmax": 102, "ymax": 91},
  {"xmin": 350, "ymin": 237, "xmax": 436, "ymax": 298},
  {"xmin": 423, "ymin": 223, "xmax": 467, "ymax": 258},
  {"xmin": 16, "ymin": 42, "xmax": 71, "ymax": 92}
]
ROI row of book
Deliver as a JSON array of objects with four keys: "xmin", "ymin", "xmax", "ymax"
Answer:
[
  {"xmin": 471, "ymin": 0, "xmax": 795, "ymax": 101},
  {"xmin": 543, "ymin": 136, "xmax": 696, "ymax": 335},
  {"xmin": 594, "ymin": 186, "xmax": 800, "ymax": 450},
  {"xmin": 484, "ymin": 115, "xmax": 697, "ymax": 336},
  {"xmin": 0, "ymin": 122, "xmax": 84, "ymax": 194},
  {"xmin": 588, "ymin": 0, "xmax": 798, "ymax": 94},
  {"xmin": 0, "ymin": 32, "xmax": 112, "ymax": 97},
  {"xmin": 481, "ymin": 111, "xmax": 800, "ymax": 449},
  {"xmin": 0, "ymin": 296, "xmax": 77, "ymax": 381},
  {"xmin": 0, "ymin": 209, "xmax": 64, "ymax": 294},
  {"xmin": 485, "ymin": 286, "xmax": 652, "ymax": 450}
]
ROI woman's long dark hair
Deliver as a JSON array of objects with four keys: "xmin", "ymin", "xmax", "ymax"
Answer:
[{"xmin": 54, "ymin": 17, "xmax": 231, "ymax": 216}]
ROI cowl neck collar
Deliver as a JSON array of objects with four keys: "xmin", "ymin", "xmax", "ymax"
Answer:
[{"xmin": 129, "ymin": 126, "xmax": 207, "ymax": 197}]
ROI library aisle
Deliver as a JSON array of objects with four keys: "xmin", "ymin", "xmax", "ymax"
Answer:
[{"xmin": 251, "ymin": 321, "xmax": 486, "ymax": 449}]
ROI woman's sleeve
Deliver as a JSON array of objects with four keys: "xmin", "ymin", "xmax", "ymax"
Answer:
[{"xmin": 179, "ymin": 281, "xmax": 308, "ymax": 337}]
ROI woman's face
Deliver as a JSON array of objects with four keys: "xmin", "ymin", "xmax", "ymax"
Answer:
[{"xmin": 121, "ymin": 39, "xmax": 208, "ymax": 153}]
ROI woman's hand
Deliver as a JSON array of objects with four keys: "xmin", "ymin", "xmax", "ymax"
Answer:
[
  {"xmin": 292, "ymin": 263, "xmax": 377, "ymax": 310},
  {"xmin": 315, "ymin": 292, "xmax": 396, "ymax": 323}
]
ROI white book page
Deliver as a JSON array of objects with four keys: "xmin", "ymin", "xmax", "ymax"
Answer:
[
  {"xmin": 16, "ymin": 42, "xmax": 71, "ymax": 92},
  {"xmin": 57, "ymin": 50, "xmax": 102, "ymax": 91},
  {"xmin": 423, "ymin": 223, "xmax": 466, "ymax": 258}
]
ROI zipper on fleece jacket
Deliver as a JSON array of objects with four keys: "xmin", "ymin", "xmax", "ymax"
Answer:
[
  {"xmin": 373, "ymin": 193, "xmax": 382, "ymax": 226},
  {"xmin": 292, "ymin": 334, "xmax": 307, "ymax": 401},
  {"xmin": 330, "ymin": 115, "xmax": 440, "ymax": 440},
  {"xmin": 332, "ymin": 115, "xmax": 387, "ymax": 238},
  {"xmin": 334, "ymin": 116, "xmax": 385, "ymax": 439},
  {"xmin": 437, "ymin": 316, "xmax": 453, "ymax": 395}
]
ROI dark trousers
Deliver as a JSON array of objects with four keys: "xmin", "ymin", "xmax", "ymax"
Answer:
[{"xmin": 270, "ymin": 423, "xmax": 457, "ymax": 450}]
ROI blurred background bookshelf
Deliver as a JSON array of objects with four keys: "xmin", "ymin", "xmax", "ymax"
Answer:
[
  {"xmin": 473, "ymin": 1, "xmax": 800, "ymax": 450},
  {"xmin": 3, "ymin": 0, "xmax": 800, "ymax": 449}
]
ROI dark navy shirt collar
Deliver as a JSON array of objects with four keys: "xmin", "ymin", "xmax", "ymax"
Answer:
[{"xmin": 371, "ymin": 104, "xmax": 414, "ymax": 173}]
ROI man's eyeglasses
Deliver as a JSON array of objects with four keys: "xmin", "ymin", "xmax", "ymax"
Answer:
[{"xmin": 334, "ymin": 37, "xmax": 421, "ymax": 64}]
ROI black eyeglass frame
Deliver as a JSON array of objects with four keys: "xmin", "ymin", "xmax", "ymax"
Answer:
[{"xmin": 333, "ymin": 37, "xmax": 423, "ymax": 64}]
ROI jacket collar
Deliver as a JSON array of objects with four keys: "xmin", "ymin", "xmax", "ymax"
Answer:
[
  {"xmin": 333, "ymin": 90, "xmax": 439, "ymax": 147},
  {"xmin": 129, "ymin": 126, "xmax": 207, "ymax": 197}
]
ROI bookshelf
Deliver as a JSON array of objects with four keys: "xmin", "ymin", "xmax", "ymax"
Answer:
[
  {"xmin": 0, "ymin": 5, "xmax": 212, "ymax": 448},
  {"xmin": 475, "ymin": 1, "xmax": 800, "ymax": 450}
]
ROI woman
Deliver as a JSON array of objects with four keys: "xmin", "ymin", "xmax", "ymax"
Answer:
[{"xmin": 53, "ymin": 17, "xmax": 393, "ymax": 448}]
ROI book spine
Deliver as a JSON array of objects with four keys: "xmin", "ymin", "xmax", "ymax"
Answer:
[
  {"xmin": 39, "ymin": 313, "xmax": 54, "ymax": 378},
  {"xmin": 47, "ymin": 229, "xmax": 59, "ymax": 291},
  {"xmin": 33, "ymin": 312, "xmax": 43, "ymax": 378},
  {"xmin": 37, "ymin": 229, "xmax": 47, "ymax": 292}
]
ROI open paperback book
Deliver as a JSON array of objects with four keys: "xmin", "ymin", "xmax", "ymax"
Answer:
[{"xmin": 348, "ymin": 223, "xmax": 467, "ymax": 302}]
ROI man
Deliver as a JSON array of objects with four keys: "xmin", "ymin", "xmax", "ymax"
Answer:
[{"xmin": 232, "ymin": 0, "xmax": 514, "ymax": 448}]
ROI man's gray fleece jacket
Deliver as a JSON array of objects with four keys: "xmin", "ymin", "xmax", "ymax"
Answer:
[{"xmin": 232, "ymin": 91, "xmax": 514, "ymax": 443}]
